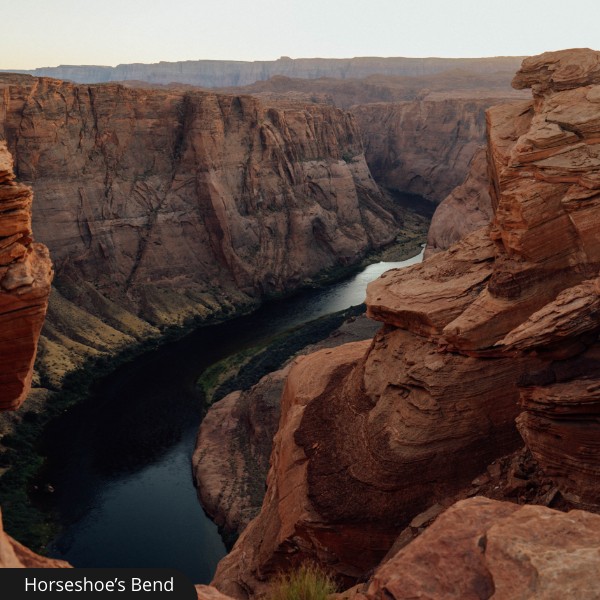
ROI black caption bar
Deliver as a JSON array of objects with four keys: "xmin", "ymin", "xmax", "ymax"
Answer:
[{"xmin": 0, "ymin": 569, "xmax": 197, "ymax": 599}]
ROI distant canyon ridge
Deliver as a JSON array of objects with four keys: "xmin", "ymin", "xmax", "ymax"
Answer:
[{"xmin": 9, "ymin": 56, "xmax": 525, "ymax": 89}]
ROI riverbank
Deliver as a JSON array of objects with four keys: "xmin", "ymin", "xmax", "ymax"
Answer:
[{"xmin": 0, "ymin": 213, "xmax": 428, "ymax": 556}]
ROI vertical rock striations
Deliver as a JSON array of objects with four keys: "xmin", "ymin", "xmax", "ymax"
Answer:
[
  {"xmin": 212, "ymin": 49, "xmax": 600, "ymax": 597},
  {"xmin": 424, "ymin": 146, "xmax": 493, "ymax": 257},
  {"xmin": 351, "ymin": 99, "xmax": 495, "ymax": 203},
  {"xmin": 0, "ymin": 74, "xmax": 399, "ymax": 379},
  {"xmin": 0, "ymin": 141, "xmax": 52, "ymax": 409}
]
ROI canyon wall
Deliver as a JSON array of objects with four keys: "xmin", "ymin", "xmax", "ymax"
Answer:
[
  {"xmin": 351, "ymin": 99, "xmax": 498, "ymax": 203},
  {"xmin": 0, "ymin": 74, "xmax": 399, "ymax": 381},
  {"xmin": 218, "ymin": 74, "xmax": 527, "ymax": 213},
  {"xmin": 0, "ymin": 142, "xmax": 52, "ymax": 409},
  {"xmin": 216, "ymin": 71, "xmax": 529, "ymax": 109},
  {"xmin": 211, "ymin": 48, "xmax": 600, "ymax": 597},
  {"xmin": 424, "ymin": 146, "xmax": 493, "ymax": 256},
  {"xmin": 13, "ymin": 56, "xmax": 524, "ymax": 88}
]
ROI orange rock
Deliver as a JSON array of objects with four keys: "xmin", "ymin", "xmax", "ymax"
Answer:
[
  {"xmin": 212, "ymin": 49, "xmax": 600, "ymax": 595},
  {"xmin": 363, "ymin": 497, "xmax": 600, "ymax": 600},
  {"xmin": 195, "ymin": 585, "xmax": 235, "ymax": 600},
  {"xmin": 518, "ymin": 377, "xmax": 600, "ymax": 508},
  {"xmin": 512, "ymin": 48, "xmax": 600, "ymax": 95},
  {"xmin": 367, "ymin": 227, "xmax": 495, "ymax": 337},
  {"xmin": 0, "ymin": 142, "xmax": 53, "ymax": 410}
]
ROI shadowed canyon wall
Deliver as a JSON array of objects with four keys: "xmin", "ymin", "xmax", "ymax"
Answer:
[
  {"xmin": 352, "ymin": 99, "xmax": 497, "ymax": 203},
  {"xmin": 217, "ymin": 70, "xmax": 528, "ymax": 206},
  {"xmin": 425, "ymin": 146, "xmax": 493, "ymax": 256},
  {"xmin": 0, "ymin": 74, "xmax": 399, "ymax": 382},
  {"xmin": 211, "ymin": 48, "xmax": 600, "ymax": 598}
]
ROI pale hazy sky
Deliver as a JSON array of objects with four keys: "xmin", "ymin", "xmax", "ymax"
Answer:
[{"xmin": 2, "ymin": 0, "xmax": 599, "ymax": 69}]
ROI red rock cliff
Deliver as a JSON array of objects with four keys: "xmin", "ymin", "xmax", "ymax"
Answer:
[
  {"xmin": 0, "ymin": 142, "xmax": 52, "ymax": 410},
  {"xmin": 0, "ymin": 144, "xmax": 63, "ymax": 568},
  {"xmin": 0, "ymin": 75, "xmax": 399, "ymax": 379},
  {"xmin": 211, "ymin": 48, "xmax": 600, "ymax": 597}
]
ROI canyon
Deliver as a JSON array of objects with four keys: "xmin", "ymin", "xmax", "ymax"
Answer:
[
  {"xmin": 208, "ymin": 48, "xmax": 600, "ymax": 598},
  {"xmin": 0, "ymin": 63, "xmax": 525, "ymax": 388},
  {"xmin": 0, "ymin": 46, "xmax": 599, "ymax": 600},
  {"xmin": 0, "ymin": 73, "xmax": 402, "ymax": 385}
]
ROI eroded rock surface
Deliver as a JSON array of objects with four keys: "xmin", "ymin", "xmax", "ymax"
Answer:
[
  {"xmin": 425, "ymin": 147, "xmax": 493, "ymax": 257},
  {"xmin": 0, "ymin": 142, "xmax": 52, "ymax": 410},
  {"xmin": 196, "ymin": 585, "xmax": 235, "ymax": 600},
  {"xmin": 0, "ymin": 146, "xmax": 64, "ymax": 569},
  {"xmin": 193, "ymin": 314, "xmax": 382, "ymax": 541},
  {"xmin": 212, "ymin": 49, "xmax": 600, "ymax": 596},
  {"xmin": 193, "ymin": 367, "xmax": 290, "ymax": 538},
  {"xmin": 363, "ymin": 497, "xmax": 600, "ymax": 600},
  {"xmin": 352, "ymin": 99, "xmax": 496, "ymax": 203},
  {"xmin": 0, "ymin": 74, "xmax": 399, "ymax": 381}
]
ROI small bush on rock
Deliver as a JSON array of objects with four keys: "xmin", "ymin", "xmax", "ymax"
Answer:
[{"xmin": 266, "ymin": 563, "xmax": 336, "ymax": 600}]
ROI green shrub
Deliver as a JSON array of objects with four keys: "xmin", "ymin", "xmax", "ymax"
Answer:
[{"xmin": 266, "ymin": 563, "xmax": 337, "ymax": 600}]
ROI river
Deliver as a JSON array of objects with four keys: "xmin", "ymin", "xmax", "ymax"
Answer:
[{"xmin": 44, "ymin": 248, "xmax": 424, "ymax": 582}]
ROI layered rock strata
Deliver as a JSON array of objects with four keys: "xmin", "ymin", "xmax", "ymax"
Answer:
[
  {"xmin": 212, "ymin": 49, "xmax": 600, "ymax": 597},
  {"xmin": 0, "ymin": 142, "xmax": 52, "ymax": 409},
  {"xmin": 424, "ymin": 147, "xmax": 493, "ymax": 257},
  {"xmin": 194, "ymin": 367, "xmax": 290, "ymax": 538},
  {"xmin": 0, "ymin": 145, "xmax": 65, "ymax": 568},
  {"xmin": 220, "ymin": 70, "xmax": 529, "ymax": 109},
  {"xmin": 0, "ymin": 74, "xmax": 399, "ymax": 380},
  {"xmin": 193, "ymin": 315, "xmax": 381, "ymax": 540},
  {"xmin": 362, "ymin": 497, "xmax": 600, "ymax": 600}
]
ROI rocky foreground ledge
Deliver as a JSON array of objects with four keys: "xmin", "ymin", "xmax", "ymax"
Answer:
[{"xmin": 211, "ymin": 48, "xmax": 600, "ymax": 598}]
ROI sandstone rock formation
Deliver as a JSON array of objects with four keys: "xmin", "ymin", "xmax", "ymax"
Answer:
[
  {"xmin": 193, "ymin": 315, "xmax": 381, "ymax": 540},
  {"xmin": 0, "ymin": 73, "xmax": 399, "ymax": 381},
  {"xmin": 424, "ymin": 147, "xmax": 493, "ymax": 257},
  {"xmin": 211, "ymin": 49, "xmax": 600, "ymax": 597},
  {"xmin": 351, "ymin": 99, "xmax": 497, "ymax": 203},
  {"xmin": 194, "ymin": 367, "xmax": 290, "ymax": 539},
  {"xmin": 362, "ymin": 497, "xmax": 600, "ymax": 600},
  {"xmin": 15, "ymin": 56, "xmax": 525, "ymax": 88},
  {"xmin": 0, "ymin": 146, "xmax": 65, "ymax": 569},
  {"xmin": 219, "ymin": 70, "xmax": 529, "ymax": 109},
  {"xmin": 196, "ymin": 585, "xmax": 234, "ymax": 600},
  {"xmin": 0, "ymin": 142, "xmax": 52, "ymax": 410}
]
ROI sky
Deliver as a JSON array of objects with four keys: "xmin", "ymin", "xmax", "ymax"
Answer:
[{"xmin": 2, "ymin": 0, "xmax": 599, "ymax": 70}]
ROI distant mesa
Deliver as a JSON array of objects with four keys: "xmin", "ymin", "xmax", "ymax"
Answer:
[{"xmin": 6, "ymin": 55, "xmax": 526, "ymax": 88}]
